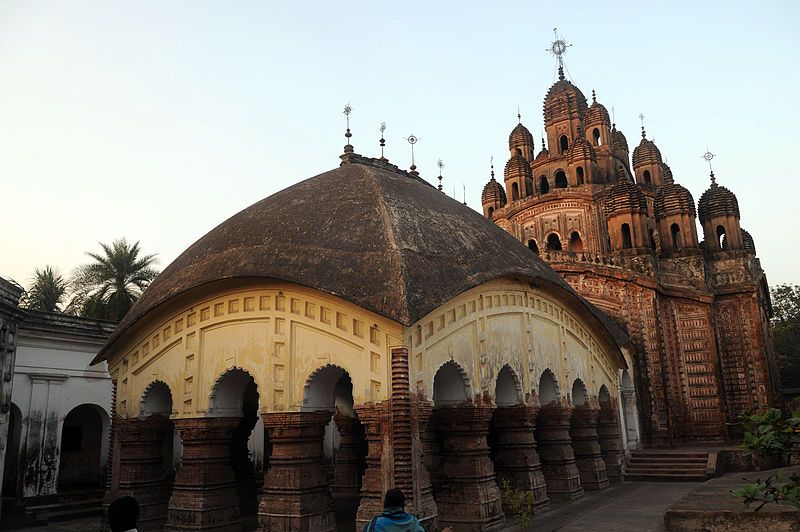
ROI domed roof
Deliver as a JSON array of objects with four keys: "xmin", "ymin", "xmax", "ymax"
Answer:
[
  {"xmin": 606, "ymin": 178, "xmax": 648, "ymax": 216},
  {"xmin": 534, "ymin": 147, "xmax": 549, "ymax": 164},
  {"xmin": 698, "ymin": 176, "xmax": 740, "ymax": 223},
  {"xmin": 611, "ymin": 127, "xmax": 629, "ymax": 154},
  {"xmin": 509, "ymin": 122, "xmax": 535, "ymax": 151},
  {"xmin": 741, "ymin": 228, "xmax": 756, "ymax": 254},
  {"xmin": 543, "ymin": 77, "xmax": 589, "ymax": 126},
  {"xmin": 586, "ymin": 91, "xmax": 610, "ymax": 127},
  {"xmin": 95, "ymin": 153, "xmax": 629, "ymax": 362},
  {"xmin": 632, "ymin": 135, "xmax": 662, "ymax": 169},
  {"xmin": 567, "ymin": 136, "xmax": 597, "ymax": 164},
  {"xmin": 661, "ymin": 163, "xmax": 674, "ymax": 183},
  {"xmin": 654, "ymin": 182, "xmax": 696, "ymax": 219},
  {"xmin": 504, "ymin": 151, "xmax": 532, "ymax": 179},
  {"xmin": 482, "ymin": 175, "xmax": 507, "ymax": 205}
]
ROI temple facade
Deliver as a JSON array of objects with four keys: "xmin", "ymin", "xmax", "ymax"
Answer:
[{"xmin": 482, "ymin": 63, "xmax": 779, "ymax": 447}]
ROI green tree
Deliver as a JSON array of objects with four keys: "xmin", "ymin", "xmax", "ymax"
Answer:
[
  {"xmin": 21, "ymin": 265, "xmax": 68, "ymax": 312},
  {"xmin": 771, "ymin": 284, "xmax": 800, "ymax": 389},
  {"xmin": 69, "ymin": 238, "xmax": 159, "ymax": 322}
]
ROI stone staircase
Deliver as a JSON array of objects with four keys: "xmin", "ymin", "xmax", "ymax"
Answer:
[
  {"xmin": 624, "ymin": 450, "xmax": 716, "ymax": 482},
  {"xmin": 22, "ymin": 489, "xmax": 104, "ymax": 526}
]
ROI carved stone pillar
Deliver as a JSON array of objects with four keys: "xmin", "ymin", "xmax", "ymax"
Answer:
[
  {"xmin": 231, "ymin": 414, "xmax": 259, "ymax": 519},
  {"xmin": 597, "ymin": 405, "xmax": 625, "ymax": 482},
  {"xmin": 165, "ymin": 417, "xmax": 241, "ymax": 531},
  {"xmin": 434, "ymin": 404, "xmax": 504, "ymax": 531},
  {"xmin": 534, "ymin": 404, "xmax": 583, "ymax": 500},
  {"xmin": 491, "ymin": 404, "xmax": 549, "ymax": 514},
  {"xmin": 354, "ymin": 403, "xmax": 387, "ymax": 528},
  {"xmin": 331, "ymin": 413, "xmax": 360, "ymax": 497},
  {"xmin": 113, "ymin": 416, "xmax": 173, "ymax": 531},
  {"xmin": 258, "ymin": 410, "xmax": 336, "ymax": 532},
  {"xmin": 570, "ymin": 405, "xmax": 609, "ymax": 490}
]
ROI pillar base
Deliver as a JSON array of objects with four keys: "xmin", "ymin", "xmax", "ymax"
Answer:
[{"xmin": 535, "ymin": 405, "xmax": 583, "ymax": 500}]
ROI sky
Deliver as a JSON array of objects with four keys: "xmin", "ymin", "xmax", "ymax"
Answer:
[{"xmin": 2, "ymin": 1, "xmax": 799, "ymax": 290}]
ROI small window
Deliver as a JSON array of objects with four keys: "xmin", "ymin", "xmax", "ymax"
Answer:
[
  {"xmin": 546, "ymin": 233, "xmax": 562, "ymax": 251},
  {"xmin": 569, "ymin": 231, "xmax": 583, "ymax": 252},
  {"xmin": 539, "ymin": 176, "xmax": 550, "ymax": 194},
  {"xmin": 716, "ymin": 225, "xmax": 728, "ymax": 250},
  {"xmin": 621, "ymin": 223, "xmax": 633, "ymax": 249},
  {"xmin": 670, "ymin": 223, "xmax": 681, "ymax": 251},
  {"xmin": 576, "ymin": 166, "xmax": 584, "ymax": 184},
  {"xmin": 593, "ymin": 128, "xmax": 601, "ymax": 146},
  {"xmin": 527, "ymin": 239, "xmax": 539, "ymax": 254},
  {"xmin": 643, "ymin": 170, "xmax": 651, "ymax": 184},
  {"xmin": 559, "ymin": 135, "xmax": 569, "ymax": 154},
  {"xmin": 511, "ymin": 182, "xmax": 519, "ymax": 201},
  {"xmin": 555, "ymin": 170, "xmax": 567, "ymax": 188},
  {"xmin": 487, "ymin": 207, "xmax": 494, "ymax": 217},
  {"xmin": 525, "ymin": 176, "xmax": 533, "ymax": 196}
]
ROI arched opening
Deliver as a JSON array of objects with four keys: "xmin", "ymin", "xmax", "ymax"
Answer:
[
  {"xmin": 58, "ymin": 404, "xmax": 108, "ymax": 490},
  {"xmin": 598, "ymin": 386, "xmax": 611, "ymax": 406},
  {"xmin": 643, "ymin": 170, "xmax": 651, "ymax": 185},
  {"xmin": 527, "ymin": 239, "xmax": 539, "ymax": 255},
  {"xmin": 539, "ymin": 175, "xmax": 550, "ymax": 194},
  {"xmin": 670, "ymin": 223, "xmax": 681, "ymax": 251},
  {"xmin": 569, "ymin": 231, "xmax": 583, "ymax": 252},
  {"xmin": 495, "ymin": 365, "xmax": 523, "ymax": 407},
  {"xmin": 555, "ymin": 170, "xmax": 567, "ymax": 188},
  {"xmin": 511, "ymin": 182, "xmax": 520, "ymax": 201},
  {"xmin": 571, "ymin": 379, "xmax": 587, "ymax": 406},
  {"xmin": 487, "ymin": 206, "xmax": 494, "ymax": 217},
  {"xmin": 621, "ymin": 224, "xmax": 633, "ymax": 249},
  {"xmin": 2, "ymin": 403, "xmax": 22, "ymax": 497},
  {"xmin": 210, "ymin": 369, "xmax": 262, "ymax": 525},
  {"xmin": 716, "ymin": 225, "xmax": 728, "ymax": 250},
  {"xmin": 525, "ymin": 176, "xmax": 533, "ymax": 196},
  {"xmin": 538, "ymin": 370, "xmax": 559, "ymax": 406},
  {"xmin": 592, "ymin": 128, "xmax": 601, "ymax": 146},
  {"xmin": 433, "ymin": 361, "xmax": 470, "ymax": 407},
  {"xmin": 596, "ymin": 385, "xmax": 623, "ymax": 483},
  {"xmin": 546, "ymin": 233, "xmax": 562, "ymax": 251},
  {"xmin": 559, "ymin": 135, "xmax": 569, "ymax": 154},
  {"xmin": 576, "ymin": 166, "xmax": 585, "ymax": 185},
  {"xmin": 303, "ymin": 366, "xmax": 366, "ymax": 528}
]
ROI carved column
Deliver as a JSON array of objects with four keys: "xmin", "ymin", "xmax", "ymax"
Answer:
[
  {"xmin": 231, "ymin": 414, "xmax": 259, "ymax": 519},
  {"xmin": 491, "ymin": 404, "xmax": 549, "ymax": 514},
  {"xmin": 112, "ymin": 416, "xmax": 173, "ymax": 531},
  {"xmin": 166, "ymin": 417, "xmax": 241, "ymax": 531},
  {"xmin": 434, "ymin": 404, "xmax": 504, "ymax": 531},
  {"xmin": 258, "ymin": 410, "xmax": 336, "ymax": 532},
  {"xmin": 597, "ymin": 404, "xmax": 625, "ymax": 482},
  {"xmin": 534, "ymin": 404, "xmax": 583, "ymax": 500},
  {"xmin": 331, "ymin": 413, "xmax": 360, "ymax": 497},
  {"xmin": 354, "ymin": 403, "xmax": 388, "ymax": 528},
  {"xmin": 570, "ymin": 405, "xmax": 609, "ymax": 490}
]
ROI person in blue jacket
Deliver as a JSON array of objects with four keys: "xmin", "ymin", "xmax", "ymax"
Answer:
[{"xmin": 363, "ymin": 488, "xmax": 426, "ymax": 532}]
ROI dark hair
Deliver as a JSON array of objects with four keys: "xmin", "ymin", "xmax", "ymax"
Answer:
[
  {"xmin": 384, "ymin": 488, "xmax": 405, "ymax": 509},
  {"xmin": 108, "ymin": 496, "xmax": 139, "ymax": 532}
]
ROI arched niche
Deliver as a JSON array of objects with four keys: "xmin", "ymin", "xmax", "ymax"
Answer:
[
  {"xmin": 538, "ymin": 369, "xmax": 560, "ymax": 406},
  {"xmin": 572, "ymin": 379, "xmax": 588, "ymax": 406},
  {"xmin": 303, "ymin": 364, "xmax": 355, "ymax": 414},
  {"xmin": 140, "ymin": 380, "xmax": 173, "ymax": 417},
  {"xmin": 209, "ymin": 367, "xmax": 259, "ymax": 417},
  {"xmin": 58, "ymin": 404, "xmax": 109, "ymax": 490},
  {"xmin": 598, "ymin": 385, "xmax": 612, "ymax": 407},
  {"xmin": 495, "ymin": 365, "xmax": 523, "ymax": 407},
  {"xmin": 433, "ymin": 361, "xmax": 470, "ymax": 407},
  {"xmin": 546, "ymin": 233, "xmax": 563, "ymax": 251},
  {"xmin": 539, "ymin": 176, "xmax": 550, "ymax": 194}
]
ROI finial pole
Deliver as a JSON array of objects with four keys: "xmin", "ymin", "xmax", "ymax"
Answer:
[
  {"xmin": 611, "ymin": 106, "xmax": 616, "ymax": 128},
  {"xmin": 490, "ymin": 155, "xmax": 495, "ymax": 180},
  {"xmin": 592, "ymin": 89, "xmax": 596, "ymax": 103},
  {"xmin": 517, "ymin": 105, "xmax": 522, "ymax": 124},
  {"xmin": 702, "ymin": 149, "xmax": 716, "ymax": 183},
  {"xmin": 379, "ymin": 122, "xmax": 387, "ymax": 159},
  {"xmin": 639, "ymin": 112, "xmax": 646, "ymax": 138},
  {"xmin": 406, "ymin": 134, "xmax": 420, "ymax": 174},
  {"xmin": 437, "ymin": 159, "xmax": 444, "ymax": 191},
  {"xmin": 462, "ymin": 184, "xmax": 466, "ymax": 206},
  {"xmin": 344, "ymin": 103, "xmax": 353, "ymax": 145},
  {"xmin": 548, "ymin": 27, "xmax": 572, "ymax": 81}
]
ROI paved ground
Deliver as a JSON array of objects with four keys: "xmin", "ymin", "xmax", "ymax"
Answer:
[{"xmin": 7, "ymin": 481, "xmax": 697, "ymax": 531}]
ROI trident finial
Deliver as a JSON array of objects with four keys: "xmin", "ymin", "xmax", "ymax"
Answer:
[
  {"xmin": 406, "ymin": 134, "xmax": 420, "ymax": 174},
  {"xmin": 548, "ymin": 27, "xmax": 572, "ymax": 80},
  {"xmin": 639, "ymin": 113, "xmax": 646, "ymax": 138},
  {"xmin": 437, "ymin": 159, "xmax": 444, "ymax": 191},
  {"xmin": 379, "ymin": 122, "xmax": 386, "ymax": 159},
  {"xmin": 490, "ymin": 155, "xmax": 495, "ymax": 180},
  {"xmin": 702, "ymin": 149, "xmax": 716, "ymax": 183}
]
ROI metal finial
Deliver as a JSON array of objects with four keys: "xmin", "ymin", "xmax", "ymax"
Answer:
[
  {"xmin": 548, "ymin": 27, "xmax": 572, "ymax": 81},
  {"xmin": 639, "ymin": 113, "xmax": 646, "ymax": 138},
  {"xmin": 592, "ymin": 89, "xmax": 596, "ymax": 103},
  {"xmin": 490, "ymin": 155, "xmax": 495, "ymax": 180},
  {"xmin": 462, "ymin": 184, "xmax": 466, "ymax": 206},
  {"xmin": 702, "ymin": 149, "xmax": 716, "ymax": 182},
  {"xmin": 541, "ymin": 137, "xmax": 546, "ymax": 151},
  {"xmin": 517, "ymin": 105, "xmax": 522, "ymax": 124},
  {"xmin": 406, "ymin": 134, "xmax": 420, "ymax": 173},
  {"xmin": 437, "ymin": 158, "xmax": 444, "ymax": 191},
  {"xmin": 611, "ymin": 106, "xmax": 616, "ymax": 128},
  {"xmin": 343, "ymin": 103, "xmax": 353, "ymax": 144},
  {"xmin": 379, "ymin": 122, "xmax": 386, "ymax": 159}
]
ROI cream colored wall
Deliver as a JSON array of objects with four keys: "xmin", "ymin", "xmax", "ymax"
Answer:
[
  {"xmin": 108, "ymin": 283, "xmax": 403, "ymax": 419},
  {"xmin": 407, "ymin": 278, "xmax": 623, "ymax": 405}
]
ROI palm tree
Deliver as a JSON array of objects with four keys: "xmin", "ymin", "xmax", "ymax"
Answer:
[
  {"xmin": 22, "ymin": 266, "xmax": 68, "ymax": 312},
  {"xmin": 70, "ymin": 238, "xmax": 159, "ymax": 322}
]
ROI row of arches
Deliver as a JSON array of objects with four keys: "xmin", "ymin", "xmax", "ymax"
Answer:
[
  {"xmin": 527, "ymin": 231, "xmax": 584, "ymax": 254},
  {"xmin": 510, "ymin": 169, "xmax": 580, "ymax": 201}
]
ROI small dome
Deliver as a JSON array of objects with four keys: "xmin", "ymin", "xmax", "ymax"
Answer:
[
  {"xmin": 543, "ymin": 79, "xmax": 589, "ymax": 126},
  {"xmin": 504, "ymin": 151, "xmax": 532, "ymax": 180},
  {"xmin": 509, "ymin": 123, "xmax": 535, "ymax": 151},
  {"xmin": 654, "ymin": 182, "xmax": 696, "ymax": 219},
  {"xmin": 632, "ymin": 137, "xmax": 662, "ymax": 169},
  {"xmin": 586, "ymin": 95, "xmax": 610, "ymax": 127},
  {"xmin": 661, "ymin": 163, "xmax": 674, "ymax": 183},
  {"xmin": 741, "ymin": 228, "xmax": 756, "ymax": 254},
  {"xmin": 534, "ymin": 146, "xmax": 549, "ymax": 164},
  {"xmin": 567, "ymin": 136, "xmax": 597, "ymax": 164},
  {"xmin": 698, "ymin": 178, "xmax": 740, "ymax": 223},
  {"xmin": 606, "ymin": 178, "xmax": 648, "ymax": 216},
  {"xmin": 611, "ymin": 127, "xmax": 629, "ymax": 154},
  {"xmin": 482, "ymin": 177, "xmax": 507, "ymax": 206}
]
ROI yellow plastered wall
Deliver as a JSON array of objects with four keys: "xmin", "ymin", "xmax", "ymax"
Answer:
[
  {"xmin": 108, "ymin": 283, "xmax": 403, "ymax": 419},
  {"xmin": 407, "ymin": 278, "xmax": 623, "ymax": 404}
]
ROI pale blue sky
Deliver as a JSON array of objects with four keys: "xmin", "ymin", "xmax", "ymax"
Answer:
[{"xmin": 2, "ymin": 1, "xmax": 799, "ymax": 288}]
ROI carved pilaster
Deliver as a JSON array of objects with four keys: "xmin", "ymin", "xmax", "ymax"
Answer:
[
  {"xmin": 535, "ymin": 404, "xmax": 583, "ymax": 500},
  {"xmin": 569, "ymin": 406, "xmax": 609, "ymax": 490},
  {"xmin": 231, "ymin": 414, "xmax": 259, "ymax": 519},
  {"xmin": 597, "ymin": 405, "xmax": 625, "ymax": 482},
  {"xmin": 331, "ymin": 413, "xmax": 360, "ymax": 497},
  {"xmin": 354, "ymin": 403, "xmax": 388, "ymax": 528}
]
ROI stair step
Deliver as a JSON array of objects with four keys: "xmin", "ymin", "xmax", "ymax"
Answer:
[
  {"xmin": 625, "ymin": 464, "xmax": 706, "ymax": 471},
  {"xmin": 26, "ymin": 498, "xmax": 101, "ymax": 512},
  {"xmin": 631, "ymin": 452, "xmax": 708, "ymax": 459},
  {"xmin": 43, "ymin": 505, "xmax": 103, "ymax": 523},
  {"xmin": 624, "ymin": 472, "xmax": 707, "ymax": 482}
]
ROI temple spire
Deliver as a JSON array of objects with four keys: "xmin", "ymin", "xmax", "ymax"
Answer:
[
  {"xmin": 703, "ymin": 149, "xmax": 716, "ymax": 184},
  {"xmin": 548, "ymin": 28, "xmax": 572, "ymax": 81}
]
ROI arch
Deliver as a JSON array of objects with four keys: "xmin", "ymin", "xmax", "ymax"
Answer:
[
  {"xmin": 571, "ymin": 379, "xmax": 588, "ymax": 406},
  {"xmin": 559, "ymin": 135, "xmax": 569, "ymax": 154},
  {"xmin": 495, "ymin": 365, "xmax": 523, "ymax": 407},
  {"xmin": 576, "ymin": 166, "xmax": 585, "ymax": 185},
  {"xmin": 555, "ymin": 170, "xmax": 568, "ymax": 188},
  {"xmin": 592, "ymin": 128, "xmax": 601, "ymax": 146},
  {"xmin": 621, "ymin": 370, "xmax": 633, "ymax": 391},
  {"xmin": 433, "ymin": 360, "xmax": 471, "ymax": 407},
  {"xmin": 538, "ymin": 369, "xmax": 560, "ymax": 406},
  {"xmin": 539, "ymin": 175, "xmax": 550, "ymax": 194},
  {"xmin": 598, "ymin": 385, "xmax": 611, "ymax": 407},
  {"xmin": 511, "ymin": 182, "xmax": 520, "ymax": 201},
  {"xmin": 621, "ymin": 223, "xmax": 633, "ymax": 249},
  {"xmin": 209, "ymin": 367, "xmax": 259, "ymax": 417},
  {"xmin": 2, "ymin": 403, "xmax": 22, "ymax": 496},
  {"xmin": 546, "ymin": 233, "xmax": 562, "ymax": 251},
  {"xmin": 670, "ymin": 223, "xmax": 681, "ymax": 251},
  {"xmin": 527, "ymin": 239, "xmax": 539, "ymax": 255},
  {"xmin": 487, "ymin": 206, "xmax": 494, "ymax": 217},
  {"xmin": 569, "ymin": 231, "xmax": 584, "ymax": 252},
  {"xmin": 140, "ymin": 380, "xmax": 173, "ymax": 417},
  {"xmin": 525, "ymin": 175, "xmax": 533, "ymax": 196},
  {"xmin": 58, "ymin": 404, "xmax": 109, "ymax": 490},
  {"xmin": 716, "ymin": 225, "xmax": 728, "ymax": 250},
  {"xmin": 643, "ymin": 170, "xmax": 651, "ymax": 184},
  {"xmin": 302, "ymin": 364, "xmax": 355, "ymax": 413}
]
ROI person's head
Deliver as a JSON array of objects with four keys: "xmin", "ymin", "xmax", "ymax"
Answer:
[
  {"xmin": 108, "ymin": 496, "xmax": 139, "ymax": 532},
  {"xmin": 384, "ymin": 488, "xmax": 405, "ymax": 509}
]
